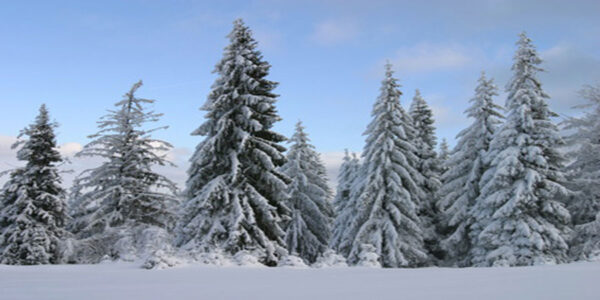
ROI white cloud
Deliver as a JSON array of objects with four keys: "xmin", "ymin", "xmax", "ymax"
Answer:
[
  {"xmin": 58, "ymin": 142, "xmax": 83, "ymax": 157},
  {"xmin": 430, "ymin": 104, "xmax": 463, "ymax": 128},
  {"xmin": 163, "ymin": 147, "xmax": 191, "ymax": 165},
  {"xmin": 543, "ymin": 45, "xmax": 569, "ymax": 58},
  {"xmin": 155, "ymin": 147, "xmax": 191, "ymax": 190},
  {"xmin": 319, "ymin": 151, "xmax": 345, "ymax": 188},
  {"xmin": 310, "ymin": 19, "xmax": 359, "ymax": 46},
  {"xmin": 0, "ymin": 135, "xmax": 17, "ymax": 154},
  {"xmin": 538, "ymin": 44, "xmax": 600, "ymax": 116},
  {"xmin": 391, "ymin": 43, "xmax": 474, "ymax": 73},
  {"xmin": 0, "ymin": 136, "xmax": 20, "ymax": 174}
]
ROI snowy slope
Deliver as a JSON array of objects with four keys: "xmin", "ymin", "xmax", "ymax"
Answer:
[{"xmin": 1, "ymin": 261, "xmax": 599, "ymax": 300}]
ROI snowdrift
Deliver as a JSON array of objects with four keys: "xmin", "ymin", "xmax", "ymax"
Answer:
[{"xmin": 1, "ymin": 261, "xmax": 598, "ymax": 300}]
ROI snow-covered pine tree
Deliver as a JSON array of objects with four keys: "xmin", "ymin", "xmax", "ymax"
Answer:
[
  {"xmin": 332, "ymin": 150, "xmax": 358, "ymax": 215},
  {"xmin": 280, "ymin": 121, "xmax": 333, "ymax": 263},
  {"xmin": 69, "ymin": 81, "xmax": 178, "ymax": 263},
  {"xmin": 356, "ymin": 244, "xmax": 381, "ymax": 268},
  {"xmin": 410, "ymin": 89, "xmax": 442, "ymax": 259},
  {"xmin": 313, "ymin": 249, "xmax": 347, "ymax": 267},
  {"xmin": 563, "ymin": 83, "xmax": 600, "ymax": 259},
  {"xmin": 330, "ymin": 150, "xmax": 361, "ymax": 256},
  {"xmin": 438, "ymin": 138, "xmax": 450, "ymax": 173},
  {"xmin": 437, "ymin": 72, "xmax": 503, "ymax": 266},
  {"xmin": 468, "ymin": 33, "xmax": 571, "ymax": 267},
  {"xmin": 347, "ymin": 63, "xmax": 428, "ymax": 268},
  {"xmin": 334, "ymin": 159, "xmax": 367, "ymax": 259},
  {"xmin": 0, "ymin": 105, "xmax": 68, "ymax": 265},
  {"xmin": 176, "ymin": 19, "xmax": 290, "ymax": 266}
]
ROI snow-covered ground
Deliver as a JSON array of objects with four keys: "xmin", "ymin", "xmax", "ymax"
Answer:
[{"xmin": 1, "ymin": 261, "xmax": 599, "ymax": 300}]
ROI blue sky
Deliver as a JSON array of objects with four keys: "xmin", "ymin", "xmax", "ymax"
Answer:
[{"xmin": 1, "ymin": 0, "xmax": 600, "ymax": 186}]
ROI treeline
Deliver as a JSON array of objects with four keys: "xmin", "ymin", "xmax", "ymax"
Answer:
[{"xmin": 0, "ymin": 19, "xmax": 598, "ymax": 268}]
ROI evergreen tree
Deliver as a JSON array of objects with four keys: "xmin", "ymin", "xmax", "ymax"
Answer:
[
  {"xmin": 437, "ymin": 72, "xmax": 503, "ymax": 266},
  {"xmin": 69, "ymin": 81, "xmax": 178, "ymax": 263},
  {"xmin": 0, "ymin": 105, "xmax": 68, "ymax": 265},
  {"xmin": 410, "ymin": 89, "xmax": 442, "ymax": 259},
  {"xmin": 330, "ymin": 150, "xmax": 361, "ymax": 256},
  {"xmin": 176, "ymin": 19, "xmax": 290, "ymax": 266},
  {"xmin": 468, "ymin": 33, "xmax": 571, "ymax": 267},
  {"xmin": 332, "ymin": 150, "xmax": 359, "ymax": 215},
  {"xmin": 356, "ymin": 244, "xmax": 381, "ymax": 268},
  {"xmin": 281, "ymin": 121, "xmax": 333, "ymax": 263},
  {"xmin": 563, "ymin": 83, "xmax": 600, "ymax": 259},
  {"xmin": 335, "ymin": 163, "xmax": 367, "ymax": 259},
  {"xmin": 438, "ymin": 138, "xmax": 450, "ymax": 173},
  {"xmin": 347, "ymin": 63, "xmax": 428, "ymax": 267}
]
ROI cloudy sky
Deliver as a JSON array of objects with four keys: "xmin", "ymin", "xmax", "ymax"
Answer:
[{"xmin": 1, "ymin": 0, "xmax": 599, "ymax": 188}]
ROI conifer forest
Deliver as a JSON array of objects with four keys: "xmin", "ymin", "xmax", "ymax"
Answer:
[{"xmin": 1, "ymin": 2, "xmax": 599, "ymax": 299}]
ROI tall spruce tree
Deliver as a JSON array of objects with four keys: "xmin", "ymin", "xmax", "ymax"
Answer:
[
  {"xmin": 347, "ymin": 63, "xmax": 428, "ymax": 267},
  {"xmin": 281, "ymin": 121, "xmax": 333, "ymax": 263},
  {"xmin": 176, "ymin": 19, "xmax": 290, "ymax": 266},
  {"xmin": 468, "ymin": 33, "xmax": 571, "ymax": 267},
  {"xmin": 0, "ymin": 105, "xmax": 68, "ymax": 265},
  {"xmin": 69, "ymin": 81, "xmax": 178, "ymax": 263},
  {"xmin": 563, "ymin": 83, "xmax": 600, "ymax": 259},
  {"xmin": 330, "ymin": 150, "xmax": 361, "ymax": 256},
  {"xmin": 437, "ymin": 72, "xmax": 503, "ymax": 266},
  {"xmin": 410, "ymin": 89, "xmax": 442, "ymax": 259},
  {"xmin": 331, "ymin": 150, "xmax": 360, "ymax": 216},
  {"xmin": 335, "ymin": 160, "xmax": 367, "ymax": 259}
]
